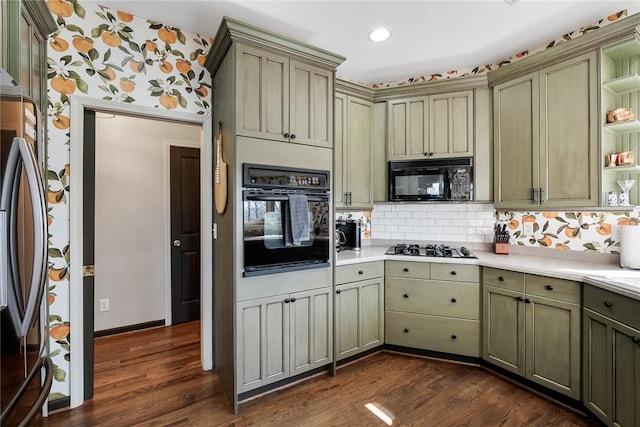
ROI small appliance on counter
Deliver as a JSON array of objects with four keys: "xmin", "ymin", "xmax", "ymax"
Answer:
[
  {"xmin": 336, "ymin": 219, "xmax": 361, "ymax": 251},
  {"xmin": 620, "ymin": 224, "xmax": 640, "ymax": 269}
]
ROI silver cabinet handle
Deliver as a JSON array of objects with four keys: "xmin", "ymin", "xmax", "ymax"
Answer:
[{"xmin": 173, "ymin": 239, "xmax": 182, "ymax": 247}]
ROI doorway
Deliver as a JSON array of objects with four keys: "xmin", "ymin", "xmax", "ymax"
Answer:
[{"xmin": 68, "ymin": 97, "xmax": 213, "ymax": 408}]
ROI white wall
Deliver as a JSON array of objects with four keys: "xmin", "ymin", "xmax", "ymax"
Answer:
[
  {"xmin": 94, "ymin": 114, "xmax": 200, "ymax": 331},
  {"xmin": 371, "ymin": 202, "xmax": 495, "ymax": 243}
]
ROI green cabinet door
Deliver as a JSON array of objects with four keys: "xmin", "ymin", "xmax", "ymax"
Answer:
[
  {"xmin": 387, "ymin": 96, "xmax": 429, "ymax": 160},
  {"xmin": 493, "ymin": 72, "xmax": 539, "ymax": 208},
  {"xmin": 334, "ymin": 93, "xmax": 347, "ymax": 207},
  {"xmin": 483, "ymin": 285, "xmax": 525, "ymax": 375},
  {"xmin": 539, "ymin": 51, "xmax": 599, "ymax": 207},
  {"xmin": 289, "ymin": 59, "xmax": 333, "ymax": 148},
  {"xmin": 289, "ymin": 287, "xmax": 333, "ymax": 375},
  {"xmin": 335, "ymin": 282, "xmax": 360, "ymax": 360},
  {"xmin": 236, "ymin": 44, "xmax": 289, "ymax": 142},
  {"xmin": 429, "ymin": 91, "xmax": 473, "ymax": 158},
  {"xmin": 583, "ymin": 308, "xmax": 611, "ymax": 424},
  {"xmin": 611, "ymin": 321, "xmax": 640, "ymax": 427},
  {"xmin": 525, "ymin": 294, "xmax": 581, "ymax": 399},
  {"xmin": 359, "ymin": 278, "xmax": 384, "ymax": 351},
  {"xmin": 237, "ymin": 295, "xmax": 289, "ymax": 392}
]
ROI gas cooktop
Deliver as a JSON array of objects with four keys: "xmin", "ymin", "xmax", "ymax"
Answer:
[{"xmin": 385, "ymin": 243, "xmax": 477, "ymax": 259}]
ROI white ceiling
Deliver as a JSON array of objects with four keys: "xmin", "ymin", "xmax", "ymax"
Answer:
[{"xmin": 96, "ymin": 0, "xmax": 640, "ymax": 85}]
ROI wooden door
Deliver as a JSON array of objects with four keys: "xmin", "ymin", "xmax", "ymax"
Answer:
[
  {"xmin": 525, "ymin": 295, "xmax": 580, "ymax": 399},
  {"xmin": 539, "ymin": 52, "xmax": 599, "ymax": 207},
  {"xmin": 482, "ymin": 285, "xmax": 525, "ymax": 375},
  {"xmin": 611, "ymin": 321, "xmax": 640, "ymax": 427},
  {"xmin": 289, "ymin": 60, "xmax": 333, "ymax": 148},
  {"xmin": 236, "ymin": 45, "xmax": 289, "ymax": 142},
  {"xmin": 346, "ymin": 96, "xmax": 373, "ymax": 209},
  {"xmin": 359, "ymin": 278, "xmax": 384, "ymax": 351},
  {"xmin": 334, "ymin": 93, "xmax": 347, "ymax": 208},
  {"xmin": 387, "ymin": 97, "xmax": 429, "ymax": 160},
  {"xmin": 493, "ymin": 73, "xmax": 538, "ymax": 208},
  {"xmin": 583, "ymin": 309, "xmax": 611, "ymax": 424},
  {"xmin": 170, "ymin": 146, "xmax": 200, "ymax": 324},
  {"xmin": 237, "ymin": 295, "xmax": 289, "ymax": 392},
  {"xmin": 335, "ymin": 282, "xmax": 360, "ymax": 360},
  {"xmin": 290, "ymin": 287, "xmax": 333, "ymax": 375},
  {"xmin": 429, "ymin": 91, "xmax": 473, "ymax": 158}
]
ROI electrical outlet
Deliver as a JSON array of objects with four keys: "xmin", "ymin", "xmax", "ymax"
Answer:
[
  {"xmin": 99, "ymin": 299, "xmax": 109, "ymax": 312},
  {"xmin": 523, "ymin": 221, "xmax": 534, "ymax": 236}
]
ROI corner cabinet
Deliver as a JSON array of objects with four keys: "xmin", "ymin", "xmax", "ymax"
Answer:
[
  {"xmin": 387, "ymin": 90, "xmax": 474, "ymax": 161},
  {"xmin": 237, "ymin": 287, "xmax": 333, "ymax": 393},
  {"xmin": 583, "ymin": 285, "xmax": 640, "ymax": 427},
  {"xmin": 335, "ymin": 81, "xmax": 375, "ymax": 209},
  {"xmin": 235, "ymin": 44, "xmax": 334, "ymax": 148},
  {"xmin": 482, "ymin": 268, "xmax": 581, "ymax": 399},
  {"xmin": 492, "ymin": 51, "xmax": 599, "ymax": 208},
  {"xmin": 335, "ymin": 262, "xmax": 384, "ymax": 361}
]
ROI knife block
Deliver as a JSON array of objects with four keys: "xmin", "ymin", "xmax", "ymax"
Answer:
[{"xmin": 493, "ymin": 242, "xmax": 510, "ymax": 255}]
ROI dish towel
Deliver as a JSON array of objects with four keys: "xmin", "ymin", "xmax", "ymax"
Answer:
[{"xmin": 287, "ymin": 194, "xmax": 310, "ymax": 246}]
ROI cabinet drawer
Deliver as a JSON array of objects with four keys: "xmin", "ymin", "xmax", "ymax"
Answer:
[
  {"xmin": 525, "ymin": 275, "xmax": 580, "ymax": 304},
  {"xmin": 584, "ymin": 285, "xmax": 640, "ymax": 330},
  {"xmin": 385, "ymin": 260, "xmax": 429, "ymax": 279},
  {"xmin": 336, "ymin": 261, "xmax": 383, "ymax": 284},
  {"xmin": 482, "ymin": 267, "xmax": 524, "ymax": 292},
  {"xmin": 386, "ymin": 278, "xmax": 479, "ymax": 320},
  {"xmin": 430, "ymin": 263, "xmax": 479, "ymax": 283},
  {"xmin": 386, "ymin": 311, "xmax": 479, "ymax": 357}
]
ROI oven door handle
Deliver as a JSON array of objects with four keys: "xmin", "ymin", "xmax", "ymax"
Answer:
[{"xmin": 243, "ymin": 193, "xmax": 328, "ymax": 203}]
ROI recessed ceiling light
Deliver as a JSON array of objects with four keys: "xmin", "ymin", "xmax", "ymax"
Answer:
[{"xmin": 368, "ymin": 28, "xmax": 391, "ymax": 42}]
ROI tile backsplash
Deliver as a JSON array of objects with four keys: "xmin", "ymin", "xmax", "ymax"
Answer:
[{"xmin": 370, "ymin": 203, "xmax": 495, "ymax": 243}]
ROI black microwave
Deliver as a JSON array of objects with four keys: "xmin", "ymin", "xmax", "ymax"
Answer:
[{"xmin": 388, "ymin": 157, "xmax": 474, "ymax": 202}]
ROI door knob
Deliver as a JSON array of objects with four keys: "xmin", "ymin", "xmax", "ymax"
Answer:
[{"xmin": 173, "ymin": 239, "xmax": 181, "ymax": 247}]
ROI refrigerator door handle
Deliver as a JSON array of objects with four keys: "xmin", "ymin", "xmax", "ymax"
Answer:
[
  {"xmin": 0, "ymin": 137, "xmax": 48, "ymax": 337},
  {"xmin": 0, "ymin": 211, "xmax": 7, "ymax": 312}
]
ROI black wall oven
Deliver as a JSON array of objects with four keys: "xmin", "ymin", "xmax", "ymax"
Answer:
[{"xmin": 242, "ymin": 164, "xmax": 330, "ymax": 277}]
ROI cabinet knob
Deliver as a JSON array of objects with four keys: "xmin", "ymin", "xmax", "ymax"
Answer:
[
  {"xmin": 290, "ymin": 134, "xmax": 296, "ymax": 140},
  {"xmin": 545, "ymin": 285, "xmax": 554, "ymax": 291},
  {"xmin": 403, "ymin": 293, "xmax": 409, "ymax": 298},
  {"xmin": 284, "ymin": 298, "xmax": 290, "ymax": 303},
  {"xmin": 524, "ymin": 298, "xmax": 531, "ymax": 304},
  {"xmin": 290, "ymin": 297, "xmax": 296, "ymax": 303},
  {"xmin": 429, "ymin": 152, "xmax": 434, "ymax": 157},
  {"xmin": 632, "ymin": 336, "xmax": 640, "ymax": 344},
  {"xmin": 403, "ymin": 328, "xmax": 410, "ymax": 333},
  {"xmin": 358, "ymin": 270, "xmax": 364, "ymax": 275},
  {"xmin": 336, "ymin": 289, "xmax": 341, "ymax": 294},
  {"xmin": 498, "ymin": 276, "xmax": 505, "ymax": 282},
  {"xmin": 283, "ymin": 132, "xmax": 290, "ymax": 138},
  {"xmin": 516, "ymin": 296, "xmax": 524, "ymax": 302},
  {"xmin": 451, "ymin": 298, "xmax": 457, "ymax": 303},
  {"xmin": 403, "ymin": 267, "xmax": 409, "ymax": 272},
  {"xmin": 423, "ymin": 152, "xmax": 430, "ymax": 157},
  {"xmin": 451, "ymin": 271, "xmax": 457, "ymax": 276},
  {"xmin": 451, "ymin": 335, "xmax": 457, "ymax": 340},
  {"xmin": 604, "ymin": 300, "xmax": 612, "ymax": 308}
]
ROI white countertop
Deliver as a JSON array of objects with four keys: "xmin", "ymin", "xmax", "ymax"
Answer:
[{"xmin": 336, "ymin": 245, "xmax": 640, "ymax": 300}]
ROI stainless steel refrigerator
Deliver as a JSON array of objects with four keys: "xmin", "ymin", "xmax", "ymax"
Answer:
[{"xmin": 1, "ymin": 73, "xmax": 54, "ymax": 426}]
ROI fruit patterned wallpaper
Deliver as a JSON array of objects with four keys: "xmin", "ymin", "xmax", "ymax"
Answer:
[
  {"xmin": 497, "ymin": 209, "xmax": 640, "ymax": 252},
  {"xmin": 371, "ymin": 10, "xmax": 627, "ymax": 89},
  {"xmin": 45, "ymin": 0, "xmax": 211, "ymax": 401}
]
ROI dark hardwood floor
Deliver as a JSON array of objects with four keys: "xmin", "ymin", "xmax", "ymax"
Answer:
[{"xmin": 40, "ymin": 321, "xmax": 597, "ymax": 426}]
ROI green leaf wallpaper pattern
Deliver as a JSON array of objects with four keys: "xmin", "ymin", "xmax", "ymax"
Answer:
[{"xmin": 45, "ymin": 0, "xmax": 212, "ymax": 400}]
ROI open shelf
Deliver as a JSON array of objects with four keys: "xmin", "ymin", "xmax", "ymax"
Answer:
[
  {"xmin": 603, "ymin": 73, "xmax": 640, "ymax": 94},
  {"xmin": 603, "ymin": 38, "xmax": 640, "ymax": 60},
  {"xmin": 603, "ymin": 119, "xmax": 640, "ymax": 134},
  {"xmin": 604, "ymin": 165, "xmax": 640, "ymax": 174}
]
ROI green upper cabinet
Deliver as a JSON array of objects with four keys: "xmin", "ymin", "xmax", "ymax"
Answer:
[
  {"xmin": 387, "ymin": 91, "xmax": 474, "ymax": 160},
  {"xmin": 235, "ymin": 43, "xmax": 334, "ymax": 148},
  {"xmin": 335, "ymin": 81, "xmax": 374, "ymax": 209},
  {"xmin": 493, "ymin": 51, "xmax": 598, "ymax": 208}
]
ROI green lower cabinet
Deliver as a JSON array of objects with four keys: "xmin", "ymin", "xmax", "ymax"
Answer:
[
  {"xmin": 236, "ymin": 286, "xmax": 333, "ymax": 393},
  {"xmin": 482, "ymin": 269, "xmax": 581, "ymax": 399},
  {"xmin": 583, "ymin": 307, "xmax": 640, "ymax": 427}
]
